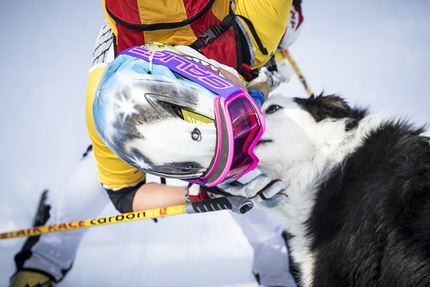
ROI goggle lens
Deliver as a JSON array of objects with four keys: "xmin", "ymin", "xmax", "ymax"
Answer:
[{"xmin": 226, "ymin": 96, "xmax": 263, "ymax": 179}]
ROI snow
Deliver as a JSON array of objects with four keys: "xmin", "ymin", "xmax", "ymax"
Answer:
[{"xmin": 1, "ymin": 1, "xmax": 429, "ymax": 286}]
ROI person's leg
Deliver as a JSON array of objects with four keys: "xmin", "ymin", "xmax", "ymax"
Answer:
[
  {"xmin": 11, "ymin": 149, "xmax": 110, "ymax": 283},
  {"xmin": 231, "ymin": 207, "xmax": 297, "ymax": 287}
]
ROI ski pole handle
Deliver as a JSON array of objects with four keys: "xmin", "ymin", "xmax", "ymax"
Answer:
[{"xmin": 185, "ymin": 196, "xmax": 253, "ymax": 215}]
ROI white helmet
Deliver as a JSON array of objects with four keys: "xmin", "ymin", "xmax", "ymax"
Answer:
[{"xmin": 93, "ymin": 43, "xmax": 265, "ymax": 187}]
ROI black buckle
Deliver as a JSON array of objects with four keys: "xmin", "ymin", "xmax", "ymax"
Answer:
[{"xmin": 199, "ymin": 25, "xmax": 224, "ymax": 46}]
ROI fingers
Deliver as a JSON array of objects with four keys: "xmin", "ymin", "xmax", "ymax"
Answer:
[
  {"xmin": 258, "ymin": 179, "xmax": 286, "ymax": 199},
  {"xmin": 248, "ymin": 179, "xmax": 286, "ymax": 201},
  {"xmin": 243, "ymin": 173, "xmax": 274, "ymax": 196},
  {"xmin": 256, "ymin": 193, "xmax": 288, "ymax": 208},
  {"xmin": 216, "ymin": 173, "xmax": 287, "ymax": 208},
  {"xmin": 248, "ymin": 178, "xmax": 287, "ymax": 208}
]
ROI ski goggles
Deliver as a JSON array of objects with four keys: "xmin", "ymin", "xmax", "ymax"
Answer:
[{"xmin": 121, "ymin": 45, "xmax": 265, "ymax": 187}]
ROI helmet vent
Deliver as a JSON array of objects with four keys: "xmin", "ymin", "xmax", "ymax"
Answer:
[
  {"xmin": 131, "ymin": 62, "xmax": 149, "ymax": 75},
  {"xmin": 191, "ymin": 128, "xmax": 202, "ymax": 141}
]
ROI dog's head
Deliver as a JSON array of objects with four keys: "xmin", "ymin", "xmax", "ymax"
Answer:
[{"xmin": 255, "ymin": 93, "xmax": 365, "ymax": 178}]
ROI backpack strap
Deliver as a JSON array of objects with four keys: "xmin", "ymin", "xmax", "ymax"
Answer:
[
  {"xmin": 191, "ymin": 10, "xmax": 268, "ymax": 81},
  {"xmin": 190, "ymin": 13, "xmax": 236, "ymax": 50},
  {"xmin": 235, "ymin": 15, "xmax": 268, "ymax": 56},
  {"xmin": 191, "ymin": 11, "xmax": 267, "ymax": 57}
]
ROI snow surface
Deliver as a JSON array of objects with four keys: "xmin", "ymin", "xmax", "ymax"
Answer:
[{"xmin": 1, "ymin": 1, "xmax": 430, "ymax": 286}]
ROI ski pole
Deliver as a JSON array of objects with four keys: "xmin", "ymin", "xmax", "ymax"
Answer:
[
  {"xmin": 0, "ymin": 196, "xmax": 253, "ymax": 240},
  {"xmin": 277, "ymin": 48, "xmax": 314, "ymax": 97}
]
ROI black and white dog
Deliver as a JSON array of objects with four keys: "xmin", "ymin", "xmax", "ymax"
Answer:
[{"xmin": 255, "ymin": 93, "xmax": 430, "ymax": 287}]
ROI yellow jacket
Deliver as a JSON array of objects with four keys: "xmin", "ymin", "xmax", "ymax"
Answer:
[{"xmin": 88, "ymin": 0, "xmax": 292, "ymax": 190}]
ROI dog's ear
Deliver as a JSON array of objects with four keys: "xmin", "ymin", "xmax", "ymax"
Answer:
[
  {"xmin": 294, "ymin": 94, "xmax": 353, "ymax": 122},
  {"xmin": 294, "ymin": 94, "xmax": 368, "ymax": 130}
]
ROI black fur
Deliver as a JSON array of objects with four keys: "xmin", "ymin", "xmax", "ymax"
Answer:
[
  {"xmin": 294, "ymin": 93, "xmax": 367, "ymax": 130},
  {"xmin": 292, "ymin": 95, "xmax": 430, "ymax": 286}
]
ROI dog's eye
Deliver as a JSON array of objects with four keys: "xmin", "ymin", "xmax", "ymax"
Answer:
[{"xmin": 265, "ymin": 105, "xmax": 282, "ymax": 114}]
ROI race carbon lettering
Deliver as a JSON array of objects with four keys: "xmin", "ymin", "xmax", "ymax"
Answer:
[
  {"xmin": 47, "ymin": 221, "xmax": 85, "ymax": 232},
  {"xmin": 89, "ymin": 211, "xmax": 147, "ymax": 225}
]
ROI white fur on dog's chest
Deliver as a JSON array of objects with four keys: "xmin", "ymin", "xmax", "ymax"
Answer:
[{"xmin": 256, "ymin": 94, "xmax": 393, "ymax": 286}]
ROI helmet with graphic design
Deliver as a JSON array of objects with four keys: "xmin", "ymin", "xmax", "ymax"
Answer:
[{"xmin": 92, "ymin": 43, "xmax": 265, "ymax": 187}]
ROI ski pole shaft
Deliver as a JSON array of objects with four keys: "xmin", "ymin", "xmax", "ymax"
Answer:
[
  {"xmin": 281, "ymin": 48, "xmax": 314, "ymax": 97},
  {"xmin": 0, "ymin": 196, "xmax": 252, "ymax": 240},
  {"xmin": 0, "ymin": 205, "xmax": 185, "ymax": 240}
]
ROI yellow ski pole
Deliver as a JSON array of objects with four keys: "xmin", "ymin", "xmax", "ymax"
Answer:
[
  {"xmin": 1, "ymin": 196, "xmax": 253, "ymax": 240},
  {"xmin": 276, "ymin": 48, "xmax": 314, "ymax": 97}
]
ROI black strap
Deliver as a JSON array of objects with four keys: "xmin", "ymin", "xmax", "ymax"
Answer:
[
  {"xmin": 191, "ymin": 12, "xmax": 267, "ymax": 56},
  {"xmin": 200, "ymin": 185, "xmax": 233, "ymax": 197},
  {"xmin": 105, "ymin": 0, "xmax": 215, "ymax": 31},
  {"xmin": 191, "ymin": 14, "xmax": 236, "ymax": 50},
  {"xmin": 230, "ymin": 14, "xmax": 247, "ymax": 80},
  {"xmin": 190, "ymin": 11, "xmax": 268, "ymax": 81},
  {"xmin": 266, "ymin": 55, "xmax": 278, "ymax": 72},
  {"xmin": 236, "ymin": 15, "xmax": 268, "ymax": 55}
]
